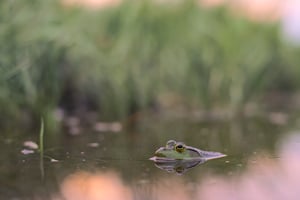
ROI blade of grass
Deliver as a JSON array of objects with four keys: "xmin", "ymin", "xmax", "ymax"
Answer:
[{"xmin": 39, "ymin": 117, "xmax": 44, "ymax": 180}]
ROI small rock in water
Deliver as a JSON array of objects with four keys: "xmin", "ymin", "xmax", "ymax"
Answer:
[
  {"xmin": 110, "ymin": 122, "xmax": 122, "ymax": 132},
  {"xmin": 51, "ymin": 158, "xmax": 59, "ymax": 162},
  {"xmin": 269, "ymin": 112, "xmax": 288, "ymax": 125},
  {"xmin": 66, "ymin": 116, "xmax": 80, "ymax": 127},
  {"xmin": 94, "ymin": 122, "xmax": 110, "ymax": 132},
  {"xmin": 87, "ymin": 142, "xmax": 99, "ymax": 148},
  {"xmin": 21, "ymin": 149, "xmax": 35, "ymax": 155},
  {"xmin": 53, "ymin": 108, "xmax": 64, "ymax": 122},
  {"xmin": 93, "ymin": 121, "xmax": 122, "ymax": 132},
  {"xmin": 69, "ymin": 126, "xmax": 81, "ymax": 135},
  {"xmin": 23, "ymin": 141, "xmax": 38, "ymax": 150}
]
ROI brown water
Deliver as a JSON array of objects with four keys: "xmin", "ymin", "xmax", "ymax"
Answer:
[{"xmin": 1, "ymin": 114, "xmax": 298, "ymax": 200}]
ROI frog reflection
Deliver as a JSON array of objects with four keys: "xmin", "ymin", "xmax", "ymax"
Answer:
[
  {"xmin": 150, "ymin": 140, "xmax": 226, "ymax": 174},
  {"xmin": 152, "ymin": 158, "xmax": 207, "ymax": 175}
]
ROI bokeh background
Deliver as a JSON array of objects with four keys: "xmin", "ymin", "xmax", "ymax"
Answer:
[{"xmin": 1, "ymin": 0, "xmax": 300, "ymax": 128}]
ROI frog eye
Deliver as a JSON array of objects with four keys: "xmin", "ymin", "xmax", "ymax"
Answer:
[{"xmin": 175, "ymin": 144, "xmax": 185, "ymax": 153}]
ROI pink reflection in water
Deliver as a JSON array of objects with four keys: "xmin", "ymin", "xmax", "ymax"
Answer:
[
  {"xmin": 60, "ymin": 171, "xmax": 132, "ymax": 200},
  {"xmin": 196, "ymin": 134, "xmax": 300, "ymax": 200},
  {"xmin": 151, "ymin": 177, "xmax": 191, "ymax": 200}
]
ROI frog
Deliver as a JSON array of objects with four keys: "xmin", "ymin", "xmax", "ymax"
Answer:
[{"xmin": 150, "ymin": 140, "xmax": 226, "ymax": 161}]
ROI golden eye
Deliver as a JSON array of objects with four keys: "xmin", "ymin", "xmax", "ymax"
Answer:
[{"xmin": 175, "ymin": 144, "xmax": 185, "ymax": 153}]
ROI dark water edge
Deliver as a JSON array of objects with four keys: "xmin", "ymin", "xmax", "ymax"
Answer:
[{"xmin": 0, "ymin": 112, "xmax": 298, "ymax": 200}]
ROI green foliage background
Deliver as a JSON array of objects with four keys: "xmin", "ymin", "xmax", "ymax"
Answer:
[{"xmin": 1, "ymin": 0, "xmax": 300, "ymax": 126}]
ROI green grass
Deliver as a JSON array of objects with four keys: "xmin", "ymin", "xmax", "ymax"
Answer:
[
  {"xmin": 0, "ymin": 0, "xmax": 300, "ymax": 128},
  {"xmin": 39, "ymin": 117, "xmax": 45, "ymax": 179}
]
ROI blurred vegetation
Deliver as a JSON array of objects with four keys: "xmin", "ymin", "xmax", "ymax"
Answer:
[{"xmin": 1, "ymin": 0, "xmax": 300, "ymax": 128}]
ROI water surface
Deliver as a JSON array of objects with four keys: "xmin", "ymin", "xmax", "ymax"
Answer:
[{"xmin": 0, "ymin": 115, "xmax": 296, "ymax": 199}]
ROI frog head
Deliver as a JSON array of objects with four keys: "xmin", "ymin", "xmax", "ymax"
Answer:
[
  {"xmin": 153, "ymin": 140, "xmax": 198, "ymax": 159},
  {"xmin": 152, "ymin": 140, "xmax": 226, "ymax": 160}
]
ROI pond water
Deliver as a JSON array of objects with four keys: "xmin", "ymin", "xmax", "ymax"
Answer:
[{"xmin": 1, "ymin": 113, "xmax": 300, "ymax": 200}]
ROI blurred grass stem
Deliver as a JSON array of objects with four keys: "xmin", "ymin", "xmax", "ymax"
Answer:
[{"xmin": 39, "ymin": 118, "xmax": 45, "ymax": 180}]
